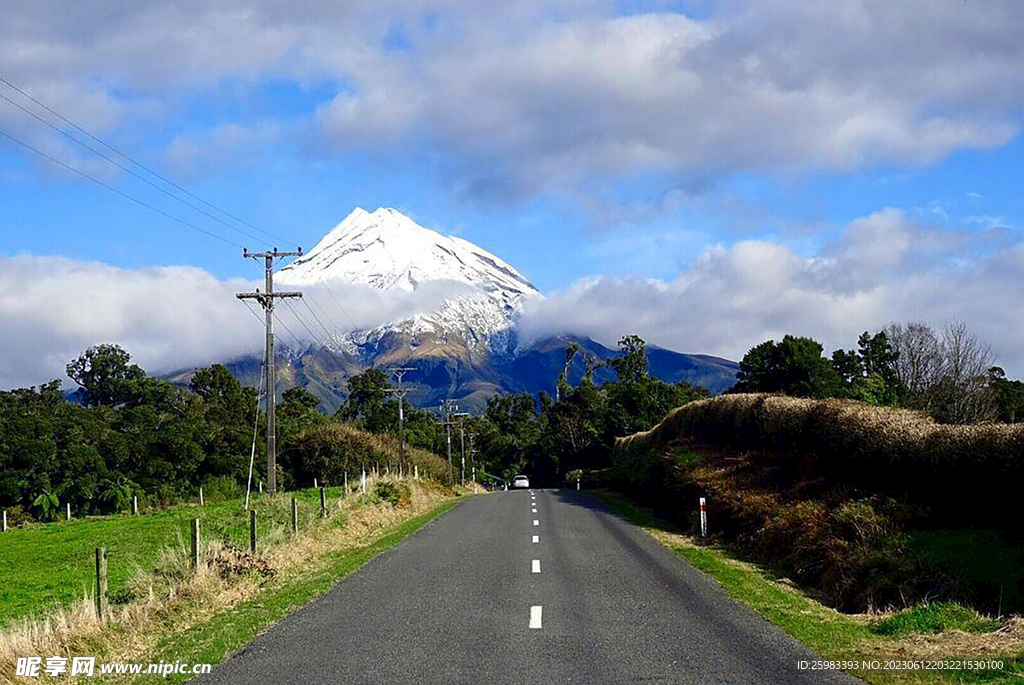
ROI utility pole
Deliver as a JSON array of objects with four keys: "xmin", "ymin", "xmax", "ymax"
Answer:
[
  {"xmin": 453, "ymin": 412, "xmax": 470, "ymax": 486},
  {"xmin": 236, "ymin": 247, "xmax": 303, "ymax": 496},
  {"xmin": 439, "ymin": 399, "xmax": 459, "ymax": 483},
  {"xmin": 387, "ymin": 367, "xmax": 415, "ymax": 468}
]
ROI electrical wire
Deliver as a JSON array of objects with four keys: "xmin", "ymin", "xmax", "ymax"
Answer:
[
  {"xmin": 0, "ymin": 90, "xmax": 275, "ymax": 248},
  {"xmin": 0, "ymin": 127, "xmax": 242, "ymax": 248},
  {"xmin": 271, "ymin": 310, "xmax": 305, "ymax": 350},
  {"xmin": 302, "ymin": 296, "xmax": 336, "ymax": 342},
  {"xmin": 0, "ymin": 76, "xmax": 292, "ymax": 246},
  {"xmin": 282, "ymin": 298, "xmax": 325, "ymax": 347}
]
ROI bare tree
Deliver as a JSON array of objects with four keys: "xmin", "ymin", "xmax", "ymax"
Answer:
[
  {"xmin": 884, "ymin": 321, "xmax": 943, "ymax": 397},
  {"xmin": 886, "ymin": 319, "xmax": 997, "ymax": 424},
  {"xmin": 936, "ymin": 320, "xmax": 996, "ymax": 424}
]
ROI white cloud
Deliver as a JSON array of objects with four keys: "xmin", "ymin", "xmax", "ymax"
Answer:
[
  {"xmin": 0, "ymin": 254, "xmax": 472, "ymax": 389},
  {"xmin": 520, "ymin": 208, "xmax": 1024, "ymax": 375},
  {"xmin": 2, "ymin": 1, "xmax": 1022, "ymax": 198}
]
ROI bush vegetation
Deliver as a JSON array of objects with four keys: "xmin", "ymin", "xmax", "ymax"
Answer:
[{"xmin": 612, "ymin": 393, "xmax": 1024, "ymax": 613}]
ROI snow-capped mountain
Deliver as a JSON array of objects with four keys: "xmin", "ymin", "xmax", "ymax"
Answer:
[
  {"xmin": 277, "ymin": 207, "xmax": 540, "ymax": 354},
  {"xmin": 193, "ymin": 207, "xmax": 737, "ymax": 411}
]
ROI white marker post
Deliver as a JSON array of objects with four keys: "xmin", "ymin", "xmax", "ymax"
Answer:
[
  {"xmin": 132, "ymin": 495, "xmax": 138, "ymax": 516},
  {"xmin": 66, "ymin": 503, "xmax": 71, "ymax": 521},
  {"xmin": 414, "ymin": 464, "xmax": 419, "ymax": 480},
  {"xmin": 576, "ymin": 477, "xmax": 580, "ymax": 491},
  {"xmin": 361, "ymin": 469, "xmax": 367, "ymax": 494},
  {"xmin": 699, "ymin": 497, "xmax": 707, "ymax": 538},
  {"xmin": 199, "ymin": 487, "xmax": 204, "ymax": 506},
  {"xmin": 2, "ymin": 510, "xmax": 6, "ymax": 532},
  {"xmin": 314, "ymin": 477, "xmax": 318, "ymax": 489}
]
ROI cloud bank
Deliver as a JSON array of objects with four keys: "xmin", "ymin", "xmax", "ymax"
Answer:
[
  {"xmin": 0, "ymin": 255, "xmax": 470, "ymax": 388},
  {"xmin": 520, "ymin": 208, "xmax": 1024, "ymax": 374},
  {"xmin": 4, "ymin": 208, "xmax": 1024, "ymax": 388},
  {"xmin": 3, "ymin": 1, "xmax": 1023, "ymax": 200}
]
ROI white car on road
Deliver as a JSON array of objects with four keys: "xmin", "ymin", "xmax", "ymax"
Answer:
[{"xmin": 511, "ymin": 475, "xmax": 530, "ymax": 489}]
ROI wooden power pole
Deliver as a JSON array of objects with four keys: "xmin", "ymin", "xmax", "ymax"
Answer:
[
  {"xmin": 236, "ymin": 247, "xmax": 303, "ymax": 495},
  {"xmin": 388, "ymin": 367, "xmax": 415, "ymax": 468}
]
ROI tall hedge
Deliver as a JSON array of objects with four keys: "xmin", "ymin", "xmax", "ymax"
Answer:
[{"xmin": 613, "ymin": 393, "xmax": 1024, "ymax": 526}]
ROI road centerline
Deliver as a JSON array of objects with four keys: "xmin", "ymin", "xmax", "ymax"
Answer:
[
  {"xmin": 529, "ymin": 605, "xmax": 542, "ymax": 629},
  {"xmin": 532, "ymin": 559, "xmax": 541, "ymax": 573}
]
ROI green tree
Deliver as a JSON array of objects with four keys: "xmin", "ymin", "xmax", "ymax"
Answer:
[
  {"xmin": 66, "ymin": 344, "xmax": 147, "ymax": 407},
  {"xmin": 733, "ymin": 335, "xmax": 841, "ymax": 398},
  {"xmin": 609, "ymin": 335, "xmax": 648, "ymax": 384}
]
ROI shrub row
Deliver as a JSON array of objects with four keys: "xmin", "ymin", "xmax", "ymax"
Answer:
[
  {"xmin": 613, "ymin": 393, "xmax": 1024, "ymax": 528},
  {"xmin": 290, "ymin": 423, "xmax": 450, "ymax": 486}
]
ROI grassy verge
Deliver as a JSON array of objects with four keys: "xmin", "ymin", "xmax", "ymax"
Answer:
[
  {"xmin": 126, "ymin": 499, "xmax": 460, "ymax": 684},
  {"xmin": 1, "ymin": 479, "xmax": 472, "ymax": 683},
  {"xmin": 0, "ymin": 487, "xmax": 346, "ymax": 628},
  {"xmin": 594, "ymin": 490, "xmax": 1024, "ymax": 685}
]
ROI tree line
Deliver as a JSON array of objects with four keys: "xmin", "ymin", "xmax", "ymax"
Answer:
[{"xmin": 731, "ymin": 320, "xmax": 1024, "ymax": 424}]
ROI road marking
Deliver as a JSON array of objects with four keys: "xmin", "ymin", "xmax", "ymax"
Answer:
[
  {"xmin": 532, "ymin": 535, "xmax": 539, "ymax": 543},
  {"xmin": 532, "ymin": 559, "xmax": 541, "ymax": 573},
  {"xmin": 530, "ymin": 605, "xmax": 543, "ymax": 629},
  {"xmin": 532, "ymin": 508, "xmax": 537, "ymax": 513},
  {"xmin": 533, "ymin": 519, "xmax": 539, "ymax": 526}
]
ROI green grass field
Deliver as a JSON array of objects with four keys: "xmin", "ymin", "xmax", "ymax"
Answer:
[{"xmin": 0, "ymin": 487, "xmax": 346, "ymax": 628}]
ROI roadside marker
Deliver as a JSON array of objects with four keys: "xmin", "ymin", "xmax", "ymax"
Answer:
[
  {"xmin": 532, "ymin": 559, "xmax": 541, "ymax": 573},
  {"xmin": 532, "ymin": 535, "xmax": 539, "ymax": 543},
  {"xmin": 533, "ymin": 520, "xmax": 539, "ymax": 526},
  {"xmin": 529, "ymin": 605, "xmax": 543, "ymax": 629},
  {"xmin": 700, "ymin": 497, "xmax": 708, "ymax": 538}
]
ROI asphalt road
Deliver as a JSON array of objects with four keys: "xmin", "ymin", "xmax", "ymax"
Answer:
[{"xmin": 197, "ymin": 489, "xmax": 857, "ymax": 684}]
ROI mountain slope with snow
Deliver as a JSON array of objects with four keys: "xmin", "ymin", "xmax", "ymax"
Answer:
[{"xmin": 210, "ymin": 207, "xmax": 737, "ymax": 411}]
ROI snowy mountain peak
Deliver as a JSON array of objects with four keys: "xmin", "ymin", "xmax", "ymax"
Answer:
[
  {"xmin": 278, "ymin": 207, "xmax": 538, "ymax": 298},
  {"xmin": 277, "ymin": 207, "xmax": 540, "ymax": 353}
]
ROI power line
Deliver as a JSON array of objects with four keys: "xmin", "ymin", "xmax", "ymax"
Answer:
[
  {"xmin": 0, "ymin": 127, "xmax": 242, "ymax": 248},
  {"xmin": 301, "ymin": 296, "xmax": 335, "ymax": 343},
  {"xmin": 320, "ymin": 280, "xmax": 360, "ymax": 330},
  {"xmin": 0, "ymin": 75, "xmax": 292, "ymax": 246},
  {"xmin": 0, "ymin": 90, "xmax": 275, "ymax": 248},
  {"xmin": 282, "ymin": 297, "xmax": 325, "ymax": 347},
  {"xmin": 241, "ymin": 300, "xmax": 268, "ymax": 328},
  {"xmin": 272, "ymin": 311, "xmax": 304, "ymax": 350},
  {"xmin": 304, "ymin": 291, "xmax": 341, "ymax": 334}
]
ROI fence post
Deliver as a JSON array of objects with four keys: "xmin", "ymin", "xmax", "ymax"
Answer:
[
  {"xmin": 66, "ymin": 502, "xmax": 71, "ymax": 521},
  {"xmin": 259, "ymin": 480, "xmax": 263, "ymax": 494},
  {"xmin": 319, "ymin": 487, "xmax": 327, "ymax": 517},
  {"xmin": 414, "ymin": 464, "xmax": 418, "ymax": 480},
  {"xmin": 2, "ymin": 510, "xmax": 6, "ymax": 532},
  {"xmin": 361, "ymin": 469, "xmax": 367, "ymax": 494},
  {"xmin": 94, "ymin": 548, "xmax": 108, "ymax": 621},
  {"xmin": 132, "ymin": 495, "xmax": 138, "ymax": 516},
  {"xmin": 190, "ymin": 519, "xmax": 200, "ymax": 571},
  {"xmin": 199, "ymin": 487, "xmax": 204, "ymax": 506},
  {"xmin": 249, "ymin": 509, "xmax": 258, "ymax": 553},
  {"xmin": 291, "ymin": 497, "xmax": 298, "ymax": 535}
]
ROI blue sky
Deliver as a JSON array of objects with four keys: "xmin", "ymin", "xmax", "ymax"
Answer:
[{"xmin": 1, "ymin": 0, "xmax": 1023, "ymax": 384}]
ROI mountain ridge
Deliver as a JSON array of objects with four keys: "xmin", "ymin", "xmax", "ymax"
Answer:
[{"xmin": 176, "ymin": 207, "xmax": 738, "ymax": 409}]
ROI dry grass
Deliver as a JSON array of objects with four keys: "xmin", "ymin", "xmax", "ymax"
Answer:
[
  {"xmin": 614, "ymin": 393, "xmax": 1024, "ymax": 527},
  {"xmin": 0, "ymin": 475, "xmax": 461, "ymax": 683}
]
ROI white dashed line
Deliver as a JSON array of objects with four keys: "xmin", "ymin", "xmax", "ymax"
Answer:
[
  {"xmin": 532, "ymin": 508, "xmax": 537, "ymax": 513},
  {"xmin": 530, "ymin": 605, "xmax": 543, "ymax": 629},
  {"xmin": 532, "ymin": 559, "xmax": 541, "ymax": 573},
  {"xmin": 533, "ymin": 519, "xmax": 539, "ymax": 526},
  {"xmin": 532, "ymin": 535, "xmax": 539, "ymax": 543}
]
